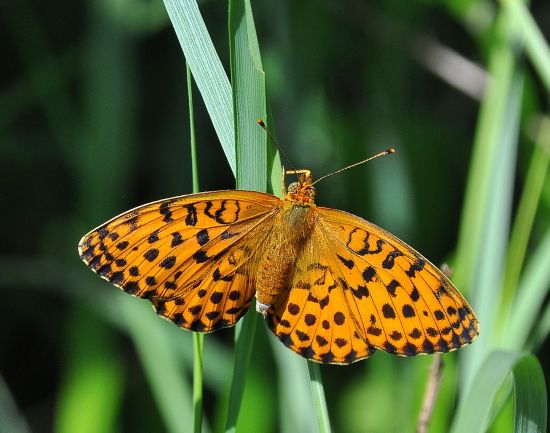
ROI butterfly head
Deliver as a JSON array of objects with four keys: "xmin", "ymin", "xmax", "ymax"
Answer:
[{"xmin": 285, "ymin": 170, "xmax": 316, "ymax": 206}]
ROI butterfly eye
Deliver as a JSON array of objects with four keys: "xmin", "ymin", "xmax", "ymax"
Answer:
[{"xmin": 287, "ymin": 182, "xmax": 299, "ymax": 194}]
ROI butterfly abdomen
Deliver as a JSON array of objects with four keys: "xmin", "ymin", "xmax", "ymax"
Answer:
[{"xmin": 255, "ymin": 204, "xmax": 315, "ymax": 313}]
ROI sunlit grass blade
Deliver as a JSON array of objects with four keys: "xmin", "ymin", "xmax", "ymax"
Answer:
[
  {"xmin": 163, "ymin": 0, "xmax": 235, "ymax": 173},
  {"xmin": 512, "ymin": 355, "xmax": 547, "ymax": 433},
  {"xmin": 518, "ymin": 228, "xmax": 550, "ymax": 350},
  {"xmin": 269, "ymin": 336, "xmax": 317, "ymax": 433},
  {"xmin": 307, "ymin": 362, "xmax": 332, "ymax": 433},
  {"xmin": 225, "ymin": 0, "xmax": 268, "ymax": 431},
  {"xmin": 501, "ymin": 117, "xmax": 550, "ymax": 349},
  {"xmin": 453, "ymin": 7, "xmax": 524, "ymax": 392},
  {"xmin": 450, "ymin": 351, "xmax": 546, "ymax": 433},
  {"xmin": 120, "ymin": 299, "xmax": 193, "ymax": 433}
]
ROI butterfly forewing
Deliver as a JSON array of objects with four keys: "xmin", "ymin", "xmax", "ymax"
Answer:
[{"xmin": 79, "ymin": 190, "xmax": 280, "ymax": 331}]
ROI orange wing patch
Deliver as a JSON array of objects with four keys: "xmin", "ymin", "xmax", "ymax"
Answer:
[{"xmin": 79, "ymin": 191, "xmax": 279, "ymax": 331}]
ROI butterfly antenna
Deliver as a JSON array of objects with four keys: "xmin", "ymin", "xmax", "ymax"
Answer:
[
  {"xmin": 257, "ymin": 118, "xmax": 298, "ymax": 175},
  {"xmin": 311, "ymin": 148, "xmax": 395, "ymax": 186}
]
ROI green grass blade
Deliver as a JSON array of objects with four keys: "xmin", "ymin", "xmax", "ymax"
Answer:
[
  {"xmin": 533, "ymin": 293, "xmax": 550, "ymax": 350},
  {"xmin": 0, "ymin": 375, "xmax": 31, "ymax": 433},
  {"xmin": 188, "ymin": 63, "xmax": 200, "ymax": 193},
  {"xmin": 231, "ymin": 0, "xmax": 267, "ymax": 192},
  {"xmin": 225, "ymin": 0, "xmax": 267, "ymax": 431},
  {"xmin": 516, "ymin": 228, "xmax": 550, "ymax": 350},
  {"xmin": 502, "ymin": 117, "xmax": 550, "ymax": 349},
  {"xmin": 512, "ymin": 355, "xmax": 547, "ymax": 433},
  {"xmin": 269, "ymin": 337, "xmax": 317, "ymax": 433},
  {"xmin": 120, "ymin": 299, "xmax": 193, "ymax": 433},
  {"xmin": 193, "ymin": 333, "xmax": 204, "ymax": 433},
  {"xmin": 502, "ymin": 0, "xmax": 550, "ymax": 95},
  {"xmin": 453, "ymin": 7, "xmax": 524, "ymax": 392},
  {"xmin": 450, "ymin": 351, "xmax": 542, "ymax": 433},
  {"xmin": 163, "ymin": 0, "xmax": 235, "ymax": 173},
  {"xmin": 307, "ymin": 362, "xmax": 332, "ymax": 433}
]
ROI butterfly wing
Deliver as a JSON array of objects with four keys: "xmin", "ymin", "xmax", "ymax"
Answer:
[
  {"xmin": 267, "ymin": 206, "xmax": 479, "ymax": 364},
  {"xmin": 79, "ymin": 190, "xmax": 280, "ymax": 332}
]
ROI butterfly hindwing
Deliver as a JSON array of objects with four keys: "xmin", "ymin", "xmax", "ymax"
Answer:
[
  {"xmin": 267, "ymin": 221, "xmax": 375, "ymax": 364},
  {"xmin": 79, "ymin": 190, "xmax": 280, "ymax": 331},
  {"xmin": 316, "ymin": 206, "xmax": 479, "ymax": 355}
]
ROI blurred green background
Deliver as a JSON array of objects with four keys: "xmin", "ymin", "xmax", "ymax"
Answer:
[{"xmin": 1, "ymin": 0, "xmax": 549, "ymax": 432}]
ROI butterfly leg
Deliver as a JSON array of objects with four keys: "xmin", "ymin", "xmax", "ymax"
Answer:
[
  {"xmin": 281, "ymin": 166, "xmax": 286, "ymax": 197},
  {"xmin": 256, "ymin": 299, "xmax": 270, "ymax": 318}
]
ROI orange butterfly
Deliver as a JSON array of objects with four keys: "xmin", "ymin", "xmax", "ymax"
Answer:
[{"xmin": 79, "ymin": 154, "xmax": 479, "ymax": 364}]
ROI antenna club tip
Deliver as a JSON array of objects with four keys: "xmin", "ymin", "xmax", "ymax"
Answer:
[
  {"xmin": 257, "ymin": 118, "xmax": 265, "ymax": 126},
  {"xmin": 387, "ymin": 148, "xmax": 396, "ymax": 154}
]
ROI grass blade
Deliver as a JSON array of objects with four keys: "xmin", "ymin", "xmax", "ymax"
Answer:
[
  {"xmin": 516, "ymin": 228, "xmax": 550, "ymax": 350},
  {"xmin": 225, "ymin": 0, "xmax": 268, "ymax": 431},
  {"xmin": 512, "ymin": 355, "xmax": 547, "ymax": 433},
  {"xmin": 450, "ymin": 351, "xmax": 544, "ymax": 433},
  {"xmin": 502, "ymin": 116, "xmax": 550, "ymax": 349},
  {"xmin": 163, "ymin": 0, "xmax": 235, "ymax": 173},
  {"xmin": 452, "ymin": 7, "xmax": 524, "ymax": 392},
  {"xmin": 307, "ymin": 362, "xmax": 332, "ymax": 433},
  {"xmin": 120, "ymin": 299, "xmax": 193, "ymax": 433},
  {"xmin": 0, "ymin": 375, "xmax": 31, "ymax": 433}
]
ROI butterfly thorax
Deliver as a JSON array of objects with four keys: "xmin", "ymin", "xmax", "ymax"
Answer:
[{"xmin": 255, "ymin": 197, "xmax": 316, "ymax": 316}]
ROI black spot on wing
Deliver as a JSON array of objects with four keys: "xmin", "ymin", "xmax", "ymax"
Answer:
[
  {"xmin": 185, "ymin": 204, "xmax": 198, "ymax": 226},
  {"xmin": 196, "ymin": 229, "xmax": 209, "ymax": 246},
  {"xmin": 337, "ymin": 254, "xmax": 355, "ymax": 270},
  {"xmin": 382, "ymin": 250, "xmax": 403, "ymax": 269}
]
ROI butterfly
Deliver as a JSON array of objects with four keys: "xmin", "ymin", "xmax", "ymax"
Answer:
[{"xmin": 78, "ymin": 157, "xmax": 479, "ymax": 364}]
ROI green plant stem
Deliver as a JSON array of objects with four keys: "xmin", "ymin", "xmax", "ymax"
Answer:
[
  {"xmin": 187, "ymin": 62, "xmax": 204, "ymax": 433},
  {"xmin": 307, "ymin": 362, "xmax": 331, "ymax": 433},
  {"xmin": 188, "ymin": 64, "xmax": 200, "ymax": 193}
]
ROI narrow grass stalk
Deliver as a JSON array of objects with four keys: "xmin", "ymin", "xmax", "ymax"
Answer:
[
  {"xmin": 188, "ymin": 63, "xmax": 200, "ymax": 193},
  {"xmin": 307, "ymin": 362, "xmax": 332, "ymax": 433},
  {"xmin": 187, "ymin": 62, "xmax": 204, "ymax": 433},
  {"xmin": 500, "ymin": 116, "xmax": 550, "ymax": 345}
]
